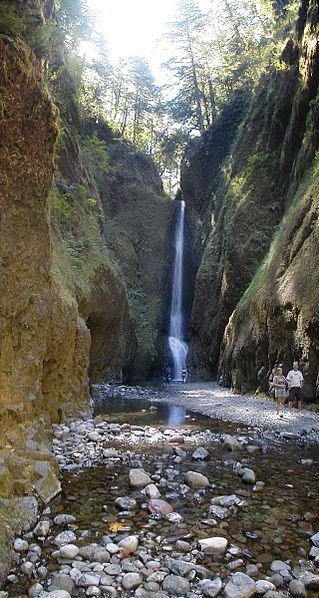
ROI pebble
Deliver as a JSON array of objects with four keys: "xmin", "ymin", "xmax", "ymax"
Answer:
[
  {"xmin": 256, "ymin": 580, "xmax": 277, "ymax": 594},
  {"xmin": 59, "ymin": 544, "xmax": 79, "ymax": 559},
  {"xmin": 198, "ymin": 577, "xmax": 223, "ymax": 597},
  {"xmin": 192, "ymin": 447, "xmax": 209, "ymax": 460},
  {"xmin": 122, "ymin": 573, "xmax": 143, "ymax": 590},
  {"xmin": 288, "ymin": 579, "xmax": 308, "ymax": 597},
  {"xmin": 184, "ymin": 471, "xmax": 210, "ymax": 487},
  {"xmin": 163, "ymin": 574, "xmax": 190, "ymax": 595},
  {"xmin": 14, "ymin": 538, "xmax": 29, "ymax": 552},
  {"xmin": 28, "ymin": 583, "xmax": 44, "ymax": 597},
  {"xmin": 129, "ymin": 469, "xmax": 152, "ymax": 487},
  {"xmin": 33, "ymin": 521, "xmax": 50, "ymax": 537},
  {"xmin": 224, "ymin": 572, "xmax": 256, "ymax": 597},
  {"xmin": 118, "ymin": 535, "xmax": 139, "ymax": 553},
  {"xmin": 115, "ymin": 496, "xmax": 137, "ymax": 510},
  {"xmin": 54, "ymin": 530, "xmax": 77, "ymax": 546},
  {"xmin": 270, "ymin": 560, "xmax": 291, "ymax": 573},
  {"xmin": 199, "ymin": 537, "xmax": 228, "ymax": 554},
  {"xmin": 54, "ymin": 514, "xmax": 77, "ymax": 525}
]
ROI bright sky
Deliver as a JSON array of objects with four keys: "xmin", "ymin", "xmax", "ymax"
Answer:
[{"xmin": 86, "ymin": 0, "xmax": 210, "ymax": 83}]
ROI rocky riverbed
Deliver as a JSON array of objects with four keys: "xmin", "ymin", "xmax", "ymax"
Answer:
[{"xmin": 1, "ymin": 384, "xmax": 319, "ymax": 597}]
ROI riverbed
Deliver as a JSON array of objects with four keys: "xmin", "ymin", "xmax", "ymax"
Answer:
[{"xmin": 2, "ymin": 384, "xmax": 319, "ymax": 597}]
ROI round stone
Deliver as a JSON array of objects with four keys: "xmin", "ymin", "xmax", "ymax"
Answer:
[
  {"xmin": 270, "ymin": 560, "xmax": 291, "ymax": 573},
  {"xmin": 14, "ymin": 538, "xmax": 29, "ymax": 552},
  {"xmin": 192, "ymin": 447, "xmax": 209, "ymax": 460},
  {"xmin": 163, "ymin": 574, "xmax": 190, "ymax": 596},
  {"xmin": 60, "ymin": 544, "xmax": 79, "ymax": 558},
  {"xmin": 129, "ymin": 469, "xmax": 152, "ymax": 487},
  {"xmin": 86, "ymin": 587, "xmax": 101, "ymax": 596},
  {"xmin": 122, "ymin": 573, "xmax": 142, "ymax": 591},
  {"xmin": 118, "ymin": 535, "xmax": 139, "ymax": 553},
  {"xmin": 54, "ymin": 530, "xmax": 77, "ymax": 546},
  {"xmin": 28, "ymin": 583, "xmax": 44, "ymax": 597},
  {"xmin": 184, "ymin": 471, "xmax": 210, "ymax": 488},
  {"xmin": 224, "ymin": 572, "xmax": 256, "ymax": 598},
  {"xmin": 199, "ymin": 537, "xmax": 228, "ymax": 554},
  {"xmin": 288, "ymin": 579, "xmax": 308, "ymax": 597},
  {"xmin": 33, "ymin": 520, "xmax": 50, "ymax": 537},
  {"xmin": 145, "ymin": 483, "xmax": 161, "ymax": 498},
  {"xmin": 54, "ymin": 514, "xmax": 77, "ymax": 525},
  {"xmin": 115, "ymin": 496, "xmax": 137, "ymax": 510},
  {"xmin": 256, "ymin": 580, "xmax": 277, "ymax": 594},
  {"xmin": 198, "ymin": 577, "xmax": 223, "ymax": 597}
]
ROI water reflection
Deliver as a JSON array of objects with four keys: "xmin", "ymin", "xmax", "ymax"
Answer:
[
  {"xmin": 94, "ymin": 394, "xmax": 187, "ymax": 428},
  {"xmin": 167, "ymin": 404, "xmax": 186, "ymax": 426}
]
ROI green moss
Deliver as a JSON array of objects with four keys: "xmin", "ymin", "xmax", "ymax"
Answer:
[{"xmin": 127, "ymin": 288, "xmax": 157, "ymax": 365}]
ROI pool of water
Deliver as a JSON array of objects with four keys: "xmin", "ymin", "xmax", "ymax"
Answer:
[{"xmin": 4, "ymin": 392, "xmax": 319, "ymax": 596}]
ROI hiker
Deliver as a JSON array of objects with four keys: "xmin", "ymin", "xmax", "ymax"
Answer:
[
  {"xmin": 181, "ymin": 369, "xmax": 187, "ymax": 383},
  {"xmin": 286, "ymin": 361, "xmax": 304, "ymax": 410},
  {"xmin": 270, "ymin": 366, "xmax": 287, "ymax": 417}
]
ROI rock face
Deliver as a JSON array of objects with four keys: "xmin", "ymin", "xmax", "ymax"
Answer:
[{"xmin": 182, "ymin": 1, "xmax": 319, "ymax": 400}]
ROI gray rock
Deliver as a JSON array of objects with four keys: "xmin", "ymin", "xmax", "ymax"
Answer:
[
  {"xmin": 288, "ymin": 580, "xmax": 308, "ymax": 597},
  {"xmin": 267, "ymin": 574, "xmax": 284, "ymax": 588},
  {"xmin": 256, "ymin": 580, "xmax": 277, "ymax": 594},
  {"xmin": 115, "ymin": 496, "xmax": 137, "ymax": 510},
  {"xmin": 53, "ymin": 530, "xmax": 77, "ymax": 547},
  {"xmin": 75, "ymin": 573, "xmax": 101, "ymax": 588},
  {"xmin": 199, "ymin": 537, "xmax": 228, "ymax": 554},
  {"xmin": 53, "ymin": 514, "xmax": 77, "ymax": 526},
  {"xmin": 86, "ymin": 588, "xmax": 101, "ymax": 596},
  {"xmin": 165, "ymin": 557, "xmax": 195, "ymax": 576},
  {"xmin": 311, "ymin": 532, "xmax": 319, "ymax": 547},
  {"xmin": 45, "ymin": 592, "xmax": 71, "ymax": 598},
  {"xmin": 14, "ymin": 538, "xmax": 29, "ymax": 552},
  {"xmin": 60, "ymin": 544, "xmax": 79, "ymax": 559},
  {"xmin": 129, "ymin": 469, "xmax": 152, "ymax": 487},
  {"xmin": 93, "ymin": 547, "xmax": 110, "ymax": 563},
  {"xmin": 0, "ymin": 593, "xmax": 9, "ymax": 598},
  {"xmin": 263, "ymin": 593, "xmax": 286, "ymax": 598},
  {"xmin": 122, "ymin": 573, "xmax": 142, "ymax": 590},
  {"xmin": 33, "ymin": 521, "xmax": 50, "ymax": 537},
  {"xmin": 163, "ymin": 574, "xmax": 190, "ymax": 595},
  {"xmin": 184, "ymin": 471, "xmax": 209, "ymax": 488},
  {"xmin": 21, "ymin": 561, "xmax": 35, "ymax": 576},
  {"xmin": 104, "ymin": 564, "xmax": 122, "ymax": 576},
  {"xmin": 79, "ymin": 544, "xmax": 98, "ymax": 560},
  {"xmin": 207, "ymin": 505, "xmax": 229, "ymax": 519},
  {"xmin": 192, "ymin": 447, "xmax": 209, "ymax": 460},
  {"xmin": 224, "ymin": 572, "xmax": 256, "ymax": 598},
  {"xmin": 223, "ymin": 435, "xmax": 242, "ymax": 451},
  {"xmin": 198, "ymin": 577, "xmax": 223, "ymax": 597},
  {"xmin": 242, "ymin": 468, "xmax": 256, "ymax": 484},
  {"xmin": 270, "ymin": 560, "xmax": 291, "ymax": 573},
  {"xmin": 28, "ymin": 584, "xmax": 44, "ymax": 597},
  {"xmin": 145, "ymin": 484, "xmax": 161, "ymax": 498},
  {"xmin": 50, "ymin": 573, "xmax": 74, "ymax": 594}
]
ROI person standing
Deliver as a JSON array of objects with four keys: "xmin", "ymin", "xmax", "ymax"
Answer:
[
  {"xmin": 286, "ymin": 361, "xmax": 304, "ymax": 410},
  {"xmin": 271, "ymin": 366, "xmax": 287, "ymax": 416}
]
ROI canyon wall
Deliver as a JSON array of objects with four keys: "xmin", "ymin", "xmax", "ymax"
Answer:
[{"xmin": 183, "ymin": 0, "xmax": 319, "ymax": 400}]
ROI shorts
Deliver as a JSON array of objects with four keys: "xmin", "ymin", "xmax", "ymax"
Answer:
[{"xmin": 289, "ymin": 387, "xmax": 302, "ymax": 403}]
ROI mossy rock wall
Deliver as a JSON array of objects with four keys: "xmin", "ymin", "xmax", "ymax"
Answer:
[{"xmin": 182, "ymin": 0, "xmax": 319, "ymax": 398}]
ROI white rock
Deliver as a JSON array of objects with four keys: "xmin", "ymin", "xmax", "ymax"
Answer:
[
  {"xmin": 198, "ymin": 537, "xmax": 228, "ymax": 554},
  {"xmin": 28, "ymin": 583, "xmax": 44, "ymax": 597},
  {"xmin": 14, "ymin": 538, "xmax": 29, "ymax": 552},
  {"xmin": 256, "ymin": 580, "xmax": 277, "ymax": 594},
  {"xmin": 118, "ymin": 535, "xmax": 139, "ymax": 553},
  {"xmin": 33, "ymin": 521, "xmax": 50, "ymax": 537},
  {"xmin": 224, "ymin": 573, "xmax": 256, "ymax": 598},
  {"xmin": 75, "ymin": 574, "xmax": 101, "ymax": 588},
  {"xmin": 311, "ymin": 532, "xmax": 319, "ymax": 547},
  {"xmin": 145, "ymin": 484, "xmax": 161, "ymax": 498},
  {"xmin": 54, "ymin": 514, "xmax": 77, "ymax": 525},
  {"xmin": 86, "ymin": 587, "xmax": 101, "ymax": 596},
  {"xmin": 192, "ymin": 447, "xmax": 209, "ymax": 460},
  {"xmin": 60, "ymin": 544, "xmax": 79, "ymax": 559},
  {"xmin": 270, "ymin": 560, "xmax": 291, "ymax": 573},
  {"xmin": 105, "ymin": 543, "xmax": 119, "ymax": 554}
]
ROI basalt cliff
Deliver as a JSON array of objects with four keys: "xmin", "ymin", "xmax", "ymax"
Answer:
[{"xmin": 182, "ymin": 0, "xmax": 319, "ymax": 400}]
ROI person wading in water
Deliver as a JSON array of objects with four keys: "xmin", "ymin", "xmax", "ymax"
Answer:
[{"xmin": 286, "ymin": 361, "xmax": 304, "ymax": 411}]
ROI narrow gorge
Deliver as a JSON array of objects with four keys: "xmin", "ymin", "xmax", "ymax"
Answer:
[{"xmin": 0, "ymin": 0, "xmax": 319, "ymax": 596}]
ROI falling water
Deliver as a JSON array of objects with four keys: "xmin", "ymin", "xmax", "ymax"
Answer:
[{"xmin": 168, "ymin": 200, "xmax": 188, "ymax": 381}]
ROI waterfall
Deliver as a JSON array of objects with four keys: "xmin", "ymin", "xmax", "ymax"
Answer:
[{"xmin": 168, "ymin": 200, "xmax": 188, "ymax": 381}]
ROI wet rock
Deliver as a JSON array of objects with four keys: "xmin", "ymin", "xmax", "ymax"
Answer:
[
  {"xmin": 54, "ymin": 514, "xmax": 77, "ymax": 526},
  {"xmin": 163, "ymin": 574, "xmax": 190, "ymax": 595},
  {"xmin": 253, "ymin": 481, "xmax": 265, "ymax": 492},
  {"xmin": 224, "ymin": 572, "xmax": 256, "ymax": 597},
  {"xmin": 229, "ymin": 559, "xmax": 244, "ymax": 570},
  {"xmin": 148, "ymin": 499, "xmax": 173, "ymax": 515},
  {"xmin": 21, "ymin": 561, "xmax": 35, "ymax": 576},
  {"xmin": 256, "ymin": 580, "xmax": 277, "ymax": 594},
  {"xmin": 270, "ymin": 560, "xmax": 291, "ymax": 573},
  {"xmin": 118, "ymin": 535, "xmax": 139, "ymax": 553},
  {"xmin": 129, "ymin": 469, "xmax": 152, "ymax": 487},
  {"xmin": 268, "ymin": 574, "xmax": 284, "ymax": 588},
  {"xmin": 60, "ymin": 544, "xmax": 79, "ymax": 559},
  {"xmin": 54, "ymin": 530, "xmax": 77, "ymax": 546},
  {"xmin": 122, "ymin": 573, "xmax": 142, "ymax": 590},
  {"xmin": 175, "ymin": 540, "xmax": 190, "ymax": 553},
  {"xmin": 207, "ymin": 505, "xmax": 229, "ymax": 519},
  {"xmin": 165, "ymin": 511, "xmax": 182, "ymax": 523},
  {"xmin": 198, "ymin": 537, "xmax": 228, "ymax": 554},
  {"xmin": 165, "ymin": 557, "xmax": 195, "ymax": 576},
  {"xmin": 198, "ymin": 577, "xmax": 223, "ymax": 597},
  {"xmin": 14, "ymin": 538, "xmax": 29, "ymax": 552},
  {"xmin": 33, "ymin": 521, "xmax": 50, "ymax": 537},
  {"xmin": 145, "ymin": 484, "xmax": 161, "ymax": 498},
  {"xmin": 288, "ymin": 579, "xmax": 308, "ymax": 597},
  {"xmin": 242, "ymin": 468, "xmax": 256, "ymax": 484},
  {"xmin": 86, "ymin": 588, "xmax": 101, "ymax": 596},
  {"xmin": 192, "ymin": 447, "xmax": 209, "ymax": 460},
  {"xmin": 311, "ymin": 531, "xmax": 319, "ymax": 547},
  {"xmin": 223, "ymin": 435, "xmax": 242, "ymax": 451},
  {"xmin": 115, "ymin": 496, "xmax": 137, "ymax": 510},
  {"xmin": 218, "ymin": 494, "xmax": 241, "ymax": 508},
  {"xmin": 184, "ymin": 471, "xmax": 209, "ymax": 488}
]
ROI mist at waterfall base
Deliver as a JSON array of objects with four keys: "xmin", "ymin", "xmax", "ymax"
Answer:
[{"xmin": 167, "ymin": 200, "xmax": 194, "ymax": 382}]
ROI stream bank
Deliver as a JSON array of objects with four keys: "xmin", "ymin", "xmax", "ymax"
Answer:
[{"xmin": 1, "ymin": 384, "xmax": 319, "ymax": 597}]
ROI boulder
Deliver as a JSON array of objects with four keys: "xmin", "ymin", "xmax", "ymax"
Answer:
[
  {"xmin": 198, "ymin": 537, "xmax": 228, "ymax": 554},
  {"xmin": 184, "ymin": 471, "xmax": 210, "ymax": 488},
  {"xmin": 224, "ymin": 572, "xmax": 256, "ymax": 598},
  {"xmin": 129, "ymin": 469, "xmax": 152, "ymax": 487}
]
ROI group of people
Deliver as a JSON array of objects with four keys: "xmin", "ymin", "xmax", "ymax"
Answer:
[{"xmin": 270, "ymin": 361, "xmax": 304, "ymax": 417}]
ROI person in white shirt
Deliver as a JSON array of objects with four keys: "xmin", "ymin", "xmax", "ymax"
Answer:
[{"xmin": 286, "ymin": 361, "xmax": 304, "ymax": 410}]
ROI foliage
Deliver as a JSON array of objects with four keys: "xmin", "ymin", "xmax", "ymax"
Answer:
[
  {"xmin": 127, "ymin": 288, "xmax": 157, "ymax": 362},
  {"xmin": 82, "ymin": 133, "xmax": 110, "ymax": 180}
]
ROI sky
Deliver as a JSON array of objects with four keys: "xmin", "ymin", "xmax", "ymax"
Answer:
[{"xmin": 85, "ymin": 0, "xmax": 211, "ymax": 84}]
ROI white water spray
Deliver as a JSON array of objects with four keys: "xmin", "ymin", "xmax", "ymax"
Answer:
[{"xmin": 168, "ymin": 201, "xmax": 188, "ymax": 381}]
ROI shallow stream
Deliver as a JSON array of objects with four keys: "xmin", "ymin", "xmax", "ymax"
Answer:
[{"xmin": 4, "ymin": 392, "xmax": 319, "ymax": 597}]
